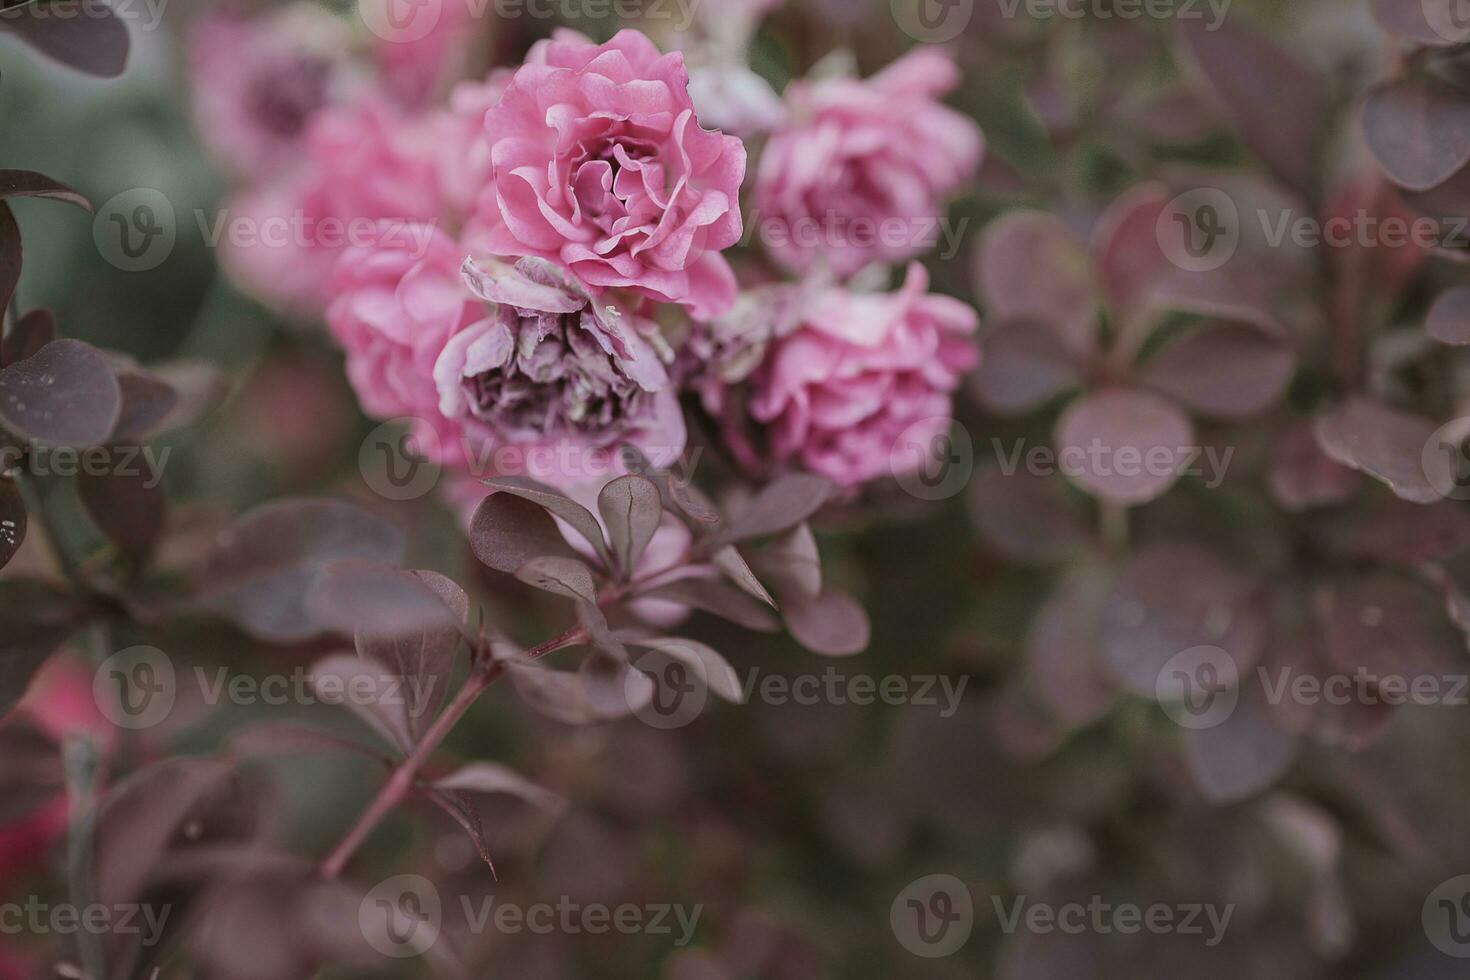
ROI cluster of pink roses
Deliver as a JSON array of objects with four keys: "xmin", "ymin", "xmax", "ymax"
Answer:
[{"xmin": 190, "ymin": 10, "xmax": 982, "ymax": 493}]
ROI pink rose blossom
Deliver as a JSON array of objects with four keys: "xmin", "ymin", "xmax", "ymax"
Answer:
[
  {"xmin": 717, "ymin": 263, "xmax": 978, "ymax": 488},
  {"xmin": 754, "ymin": 47, "xmax": 982, "ymax": 277},
  {"xmin": 187, "ymin": 5, "xmax": 350, "ymax": 176},
  {"xmin": 373, "ymin": 0, "xmax": 475, "ymax": 109},
  {"xmin": 434, "ymin": 256, "xmax": 686, "ymax": 482},
  {"xmin": 477, "ymin": 29, "xmax": 747, "ymax": 320},
  {"xmin": 220, "ymin": 95, "xmax": 452, "ymax": 316}
]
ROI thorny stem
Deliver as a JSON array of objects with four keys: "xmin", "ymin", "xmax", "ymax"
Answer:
[{"xmin": 319, "ymin": 624, "xmax": 587, "ymax": 880}]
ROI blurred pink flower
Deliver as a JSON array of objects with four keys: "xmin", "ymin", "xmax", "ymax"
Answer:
[
  {"xmin": 187, "ymin": 5, "xmax": 350, "ymax": 176},
  {"xmin": 326, "ymin": 221, "xmax": 474, "ymax": 422},
  {"xmin": 435, "ymin": 256, "xmax": 685, "ymax": 482},
  {"xmin": 220, "ymin": 95, "xmax": 452, "ymax": 317},
  {"xmin": 753, "ymin": 47, "xmax": 982, "ymax": 278},
  {"xmin": 372, "ymin": 0, "xmax": 476, "ymax": 108},
  {"xmin": 717, "ymin": 263, "xmax": 978, "ymax": 487},
  {"xmin": 477, "ymin": 29, "xmax": 747, "ymax": 320}
]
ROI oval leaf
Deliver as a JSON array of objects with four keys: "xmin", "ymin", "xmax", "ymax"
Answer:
[
  {"xmin": 515, "ymin": 556, "xmax": 597, "ymax": 603},
  {"xmin": 480, "ymin": 476, "xmax": 609, "ymax": 564},
  {"xmin": 1362, "ymin": 76, "xmax": 1470, "ymax": 192},
  {"xmin": 597, "ymin": 475, "xmax": 661, "ymax": 578},
  {"xmin": 1314, "ymin": 397, "xmax": 1439, "ymax": 504},
  {"xmin": 1137, "ymin": 322, "xmax": 1296, "ymax": 419},
  {"xmin": 0, "ymin": 338, "xmax": 122, "ymax": 447},
  {"xmin": 783, "ymin": 589, "xmax": 870, "ymax": 657},
  {"xmin": 0, "ymin": 1, "xmax": 130, "ymax": 77},
  {"xmin": 1054, "ymin": 388, "xmax": 1196, "ymax": 504},
  {"xmin": 1427, "ymin": 286, "xmax": 1470, "ymax": 345},
  {"xmin": 0, "ymin": 170, "xmax": 91, "ymax": 211},
  {"xmin": 470, "ymin": 491, "xmax": 576, "ymax": 574}
]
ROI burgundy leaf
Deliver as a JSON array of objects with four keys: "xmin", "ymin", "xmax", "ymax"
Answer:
[
  {"xmin": 627, "ymin": 636, "xmax": 745, "ymax": 703},
  {"xmin": 1053, "ymin": 387, "xmax": 1196, "ymax": 504},
  {"xmin": 783, "ymin": 589, "xmax": 870, "ymax": 657},
  {"xmin": 469, "ymin": 490, "xmax": 577, "ymax": 574},
  {"xmin": 1316, "ymin": 575, "xmax": 1463, "ymax": 677},
  {"xmin": 189, "ymin": 498, "xmax": 405, "ymax": 643},
  {"xmin": 709, "ymin": 544, "xmax": 776, "ymax": 607},
  {"xmin": 1362, "ymin": 76, "xmax": 1470, "ymax": 192},
  {"xmin": 423, "ymin": 787, "xmax": 498, "ymax": 876},
  {"xmin": 507, "ymin": 657, "xmax": 653, "ymax": 725},
  {"xmin": 1137, "ymin": 322, "xmax": 1296, "ymax": 419},
  {"xmin": 1178, "ymin": 15, "xmax": 1323, "ymax": 195},
  {"xmin": 515, "ymin": 555, "xmax": 598, "ymax": 603},
  {"xmin": 0, "ymin": 0, "xmax": 130, "ymax": 77},
  {"xmin": 309, "ymin": 653, "xmax": 415, "ymax": 754},
  {"xmin": 1268, "ymin": 421, "xmax": 1360, "ymax": 512},
  {"xmin": 975, "ymin": 211, "xmax": 1098, "ymax": 354},
  {"xmin": 480, "ymin": 476, "xmax": 609, "ymax": 564},
  {"xmin": 597, "ymin": 474, "xmax": 660, "ymax": 579},
  {"xmin": 77, "ymin": 466, "xmax": 166, "ymax": 557},
  {"xmin": 0, "ymin": 476, "xmax": 23, "ymax": 571},
  {"xmin": 641, "ymin": 576, "xmax": 781, "ymax": 632},
  {"xmin": 0, "ymin": 579, "xmax": 79, "ymax": 719},
  {"xmin": 1314, "ymin": 397, "xmax": 1439, "ymax": 504},
  {"xmin": 434, "ymin": 762, "xmax": 564, "ymax": 810},
  {"xmin": 0, "ymin": 203, "xmax": 19, "ymax": 320},
  {"xmin": 715, "ymin": 472, "xmax": 833, "ymax": 545},
  {"xmin": 968, "ymin": 467, "xmax": 1090, "ymax": 563},
  {"xmin": 1091, "ymin": 184, "xmax": 1174, "ymax": 330},
  {"xmin": 746, "ymin": 523, "xmax": 821, "ymax": 601},
  {"xmin": 970, "ymin": 318, "xmax": 1083, "ymax": 415},
  {"xmin": 0, "ymin": 338, "xmax": 122, "ymax": 447},
  {"xmin": 307, "ymin": 560, "xmax": 469, "ymax": 642},
  {"xmin": 1, "ymin": 307, "xmax": 53, "ymax": 366},
  {"xmin": 1427, "ymin": 286, "xmax": 1470, "ymax": 345},
  {"xmin": 111, "ymin": 369, "xmax": 182, "ymax": 441},
  {"xmin": 0, "ymin": 170, "xmax": 91, "ymax": 210},
  {"xmin": 1101, "ymin": 543, "xmax": 1265, "ymax": 694},
  {"xmin": 1024, "ymin": 564, "xmax": 1118, "ymax": 728},
  {"xmin": 1183, "ymin": 687, "xmax": 1299, "ymax": 803}
]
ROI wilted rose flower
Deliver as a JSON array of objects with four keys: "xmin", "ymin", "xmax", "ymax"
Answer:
[
  {"xmin": 326, "ymin": 221, "xmax": 472, "ymax": 422},
  {"xmin": 187, "ymin": 4, "xmax": 351, "ymax": 176},
  {"xmin": 434, "ymin": 256, "xmax": 685, "ymax": 481},
  {"xmin": 712, "ymin": 263, "xmax": 978, "ymax": 488},
  {"xmin": 221, "ymin": 95, "xmax": 452, "ymax": 316},
  {"xmin": 477, "ymin": 29, "xmax": 747, "ymax": 320},
  {"xmin": 754, "ymin": 47, "xmax": 982, "ymax": 278}
]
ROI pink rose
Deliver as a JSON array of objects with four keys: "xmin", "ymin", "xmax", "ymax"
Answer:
[
  {"xmin": 478, "ymin": 29, "xmax": 747, "ymax": 320},
  {"xmin": 327, "ymin": 221, "xmax": 474, "ymax": 422},
  {"xmin": 723, "ymin": 263, "xmax": 978, "ymax": 488},
  {"xmin": 433, "ymin": 256, "xmax": 685, "ymax": 482},
  {"xmin": 754, "ymin": 48, "xmax": 982, "ymax": 278},
  {"xmin": 220, "ymin": 95, "xmax": 452, "ymax": 317},
  {"xmin": 186, "ymin": 5, "xmax": 350, "ymax": 176}
]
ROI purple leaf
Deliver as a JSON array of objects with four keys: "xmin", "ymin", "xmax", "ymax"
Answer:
[
  {"xmin": 1183, "ymin": 687, "xmax": 1299, "ymax": 803},
  {"xmin": 1178, "ymin": 15, "xmax": 1323, "ymax": 195},
  {"xmin": 0, "ymin": 338, "xmax": 121, "ymax": 447},
  {"xmin": 975, "ymin": 211, "xmax": 1098, "ymax": 354},
  {"xmin": 111, "ymin": 369, "xmax": 182, "ymax": 441},
  {"xmin": 1427, "ymin": 286, "xmax": 1470, "ymax": 345},
  {"xmin": 1316, "ymin": 575, "xmax": 1463, "ymax": 677},
  {"xmin": 1101, "ymin": 543, "xmax": 1265, "ymax": 694},
  {"xmin": 507, "ymin": 657, "xmax": 653, "ymax": 725},
  {"xmin": 434, "ymin": 762, "xmax": 564, "ymax": 811},
  {"xmin": 1053, "ymin": 387, "xmax": 1196, "ymax": 504},
  {"xmin": 480, "ymin": 476, "xmax": 609, "ymax": 564},
  {"xmin": 1024, "ymin": 565, "xmax": 1118, "ymax": 728},
  {"xmin": 515, "ymin": 555, "xmax": 598, "ymax": 603},
  {"xmin": 77, "ymin": 466, "xmax": 166, "ymax": 557},
  {"xmin": 746, "ymin": 523, "xmax": 821, "ymax": 601},
  {"xmin": 0, "ymin": 476, "xmax": 23, "ymax": 571},
  {"xmin": 1268, "ymin": 421, "xmax": 1360, "ymax": 512},
  {"xmin": 709, "ymin": 544, "xmax": 776, "ymax": 607},
  {"xmin": 597, "ymin": 474, "xmax": 660, "ymax": 579},
  {"xmin": 715, "ymin": 472, "xmax": 834, "ymax": 545},
  {"xmin": 423, "ymin": 787, "xmax": 498, "ymax": 876},
  {"xmin": 0, "ymin": 204, "xmax": 20, "ymax": 332},
  {"xmin": 0, "ymin": 0, "xmax": 130, "ymax": 77},
  {"xmin": 968, "ymin": 468, "xmax": 1091, "ymax": 563},
  {"xmin": 1372, "ymin": 0, "xmax": 1470, "ymax": 45},
  {"xmin": 308, "ymin": 560, "xmax": 469, "ymax": 642},
  {"xmin": 641, "ymin": 576, "xmax": 781, "ymax": 632},
  {"xmin": 189, "ymin": 498, "xmax": 405, "ymax": 643},
  {"xmin": 0, "ymin": 170, "xmax": 90, "ymax": 211},
  {"xmin": 470, "ymin": 490, "xmax": 577, "ymax": 574},
  {"xmin": 627, "ymin": 636, "xmax": 745, "ymax": 703},
  {"xmin": 1314, "ymin": 397, "xmax": 1439, "ymax": 504},
  {"xmin": 970, "ymin": 318, "xmax": 1083, "ymax": 415},
  {"xmin": 1, "ymin": 307, "xmax": 53, "ymax": 367},
  {"xmin": 309, "ymin": 653, "xmax": 415, "ymax": 754},
  {"xmin": 783, "ymin": 589, "xmax": 870, "ymax": 657},
  {"xmin": 1362, "ymin": 76, "xmax": 1470, "ymax": 192},
  {"xmin": 1091, "ymin": 184, "xmax": 1174, "ymax": 330},
  {"xmin": 1137, "ymin": 321, "xmax": 1296, "ymax": 419},
  {"xmin": 0, "ymin": 579, "xmax": 77, "ymax": 718}
]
